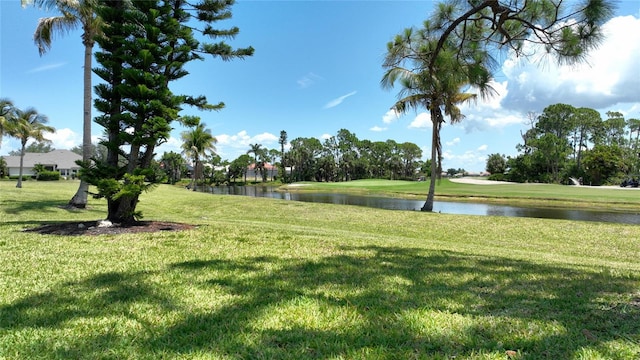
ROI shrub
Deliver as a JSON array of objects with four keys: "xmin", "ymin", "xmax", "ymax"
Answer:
[{"xmin": 37, "ymin": 171, "xmax": 61, "ymax": 181}]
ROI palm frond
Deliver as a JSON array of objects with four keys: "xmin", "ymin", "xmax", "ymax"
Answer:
[{"xmin": 34, "ymin": 15, "xmax": 79, "ymax": 55}]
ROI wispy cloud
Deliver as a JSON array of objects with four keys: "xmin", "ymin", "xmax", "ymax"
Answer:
[
  {"xmin": 370, "ymin": 126, "xmax": 387, "ymax": 132},
  {"xmin": 297, "ymin": 72, "xmax": 323, "ymax": 88},
  {"xmin": 27, "ymin": 62, "xmax": 66, "ymax": 74},
  {"xmin": 324, "ymin": 91, "xmax": 357, "ymax": 109}
]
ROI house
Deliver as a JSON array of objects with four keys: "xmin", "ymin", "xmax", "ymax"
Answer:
[
  {"xmin": 246, "ymin": 163, "xmax": 278, "ymax": 181},
  {"xmin": 3, "ymin": 150, "xmax": 83, "ymax": 178}
]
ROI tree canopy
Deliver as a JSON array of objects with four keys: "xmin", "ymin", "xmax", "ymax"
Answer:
[
  {"xmin": 81, "ymin": 0, "xmax": 253, "ymax": 223},
  {"xmin": 383, "ymin": 0, "xmax": 615, "ymax": 211},
  {"xmin": 505, "ymin": 103, "xmax": 639, "ymax": 185}
]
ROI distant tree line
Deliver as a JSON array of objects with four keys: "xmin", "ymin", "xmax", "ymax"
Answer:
[
  {"xmin": 486, "ymin": 104, "xmax": 640, "ymax": 186},
  {"xmin": 156, "ymin": 128, "xmax": 428, "ymax": 187},
  {"xmin": 283, "ymin": 129, "xmax": 424, "ymax": 182}
]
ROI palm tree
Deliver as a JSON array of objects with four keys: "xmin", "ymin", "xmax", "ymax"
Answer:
[
  {"xmin": 10, "ymin": 107, "xmax": 55, "ymax": 188},
  {"xmin": 181, "ymin": 120, "xmax": 217, "ymax": 191},
  {"xmin": 382, "ymin": 29, "xmax": 495, "ymax": 211},
  {"xmin": 278, "ymin": 130, "xmax": 287, "ymax": 181},
  {"xmin": 0, "ymin": 98, "xmax": 15, "ymax": 149},
  {"xmin": 22, "ymin": 0, "xmax": 101, "ymax": 207},
  {"xmin": 247, "ymin": 143, "xmax": 263, "ymax": 182}
]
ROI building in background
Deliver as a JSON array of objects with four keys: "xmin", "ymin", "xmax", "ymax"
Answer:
[{"xmin": 3, "ymin": 150, "xmax": 82, "ymax": 178}]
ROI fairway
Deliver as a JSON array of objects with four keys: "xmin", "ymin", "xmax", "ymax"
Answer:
[{"xmin": 1, "ymin": 181, "xmax": 639, "ymax": 359}]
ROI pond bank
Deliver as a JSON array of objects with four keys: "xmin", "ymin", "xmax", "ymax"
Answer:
[
  {"xmin": 196, "ymin": 184, "xmax": 640, "ymax": 224},
  {"xmin": 277, "ymin": 178, "xmax": 640, "ymax": 213}
]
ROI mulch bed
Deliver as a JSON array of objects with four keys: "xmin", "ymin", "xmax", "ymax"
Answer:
[{"xmin": 24, "ymin": 221, "xmax": 195, "ymax": 236}]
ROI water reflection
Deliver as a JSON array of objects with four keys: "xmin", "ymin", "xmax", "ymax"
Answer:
[{"xmin": 198, "ymin": 185, "xmax": 640, "ymax": 225}]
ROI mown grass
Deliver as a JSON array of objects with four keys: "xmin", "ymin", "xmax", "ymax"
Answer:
[
  {"xmin": 1, "ymin": 181, "xmax": 639, "ymax": 359},
  {"xmin": 283, "ymin": 179, "xmax": 640, "ymax": 211}
]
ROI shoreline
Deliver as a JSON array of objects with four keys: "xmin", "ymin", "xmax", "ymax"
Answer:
[{"xmin": 278, "ymin": 178, "xmax": 640, "ymax": 212}]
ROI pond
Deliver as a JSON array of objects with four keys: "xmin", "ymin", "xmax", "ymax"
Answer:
[{"xmin": 195, "ymin": 185, "xmax": 640, "ymax": 225}]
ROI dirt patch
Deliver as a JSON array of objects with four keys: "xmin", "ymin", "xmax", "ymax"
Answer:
[{"xmin": 25, "ymin": 220, "xmax": 195, "ymax": 236}]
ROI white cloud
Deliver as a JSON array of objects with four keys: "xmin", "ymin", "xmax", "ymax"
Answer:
[
  {"xmin": 297, "ymin": 72, "xmax": 323, "ymax": 88},
  {"xmin": 477, "ymin": 144, "xmax": 488, "ymax": 151},
  {"xmin": 45, "ymin": 128, "xmax": 80, "ymax": 150},
  {"xmin": 446, "ymin": 137, "xmax": 460, "ymax": 146},
  {"xmin": 156, "ymin": 137, "xmax": 183, "ymax": 156},
  {"xmin": 370, "ymin": 126, "xmax": 387, "ymax": 132},
  {"xmin": 324, "ymin": 91, "xmax": 357, "ymax": 109},
  {"xmin": 382, "ymin": 109, "xmax": 400, "ymax": 124},
  {"xmin": 253, "ymin": 132, "xmax": 279, "ymax": 143},
  {"xmin": 216, "ymin": 130, "xmax": 277, "ymax": 147},
  {"xmin": 320, "ymin": 133, "xmax": 332, "ymax": 140},
  {"xmin": 209, "ymin": 130, "xmax": 279, "ymax": 159},
  {"xmin": 408, "ymin": 112, "xmax": 432, "ymax": 129},
  {"xmin": 501, "ymin": 15, "xmax": 640, "ymax": 112},
  {"xmin": 442, "ymin": 149, "xmax": 487, "ymax": 170},
  {"xmin": 452, "ymin": 15, "xmax": 640, "ymax": 138},
  {"xmin": 457, "ymin": 80, "xmax": 527, "ymax": 132},
  {"xmin": 26, "ymin": 62, "xmax": 66, "ymax": 74}
]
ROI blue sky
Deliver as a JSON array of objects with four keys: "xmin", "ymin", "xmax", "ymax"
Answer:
[{"xmin": 1, "ymin": 0, "xmax": 639, "ymax": 172}]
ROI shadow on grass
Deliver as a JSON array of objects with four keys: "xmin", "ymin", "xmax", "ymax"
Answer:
[
  {"xmin": 1, "ymin": 247, "xmax": 638, "ymax": 359},
  {"xmin": 0, "ymin": 198, "xmax": 101, "ymax": 215}
]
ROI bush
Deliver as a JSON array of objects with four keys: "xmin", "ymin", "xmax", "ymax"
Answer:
[
  {"xmin": 37, "ymin": 171, "xmax": 61, "ymax": 181},
  {"xmin": 9, "ymin": 175, "xmax": 30, "ymax": 181},
  {"xmin": 487, "ymin": 173, "xmax": 506, "ymax": 182}
]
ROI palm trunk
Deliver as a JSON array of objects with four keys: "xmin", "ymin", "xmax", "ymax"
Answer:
[
  {"xmin": 422, "ymin": 107, "xmax": 440, "ymax": 212},
  {"xmin": 192, "ymin": 156, "xmax": 199, "ymax": 191},
  {"xmin": 69, "ymin": 42, "xmax": 93, "ymax": 208},
  {"xmin": 16, "ymin": 143, "xmax": 26, "ymax": 188}
]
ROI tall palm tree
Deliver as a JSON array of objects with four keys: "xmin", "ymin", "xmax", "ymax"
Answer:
[
  {"xmin": 382, "ymin": 29, "xmax": 495, "ymax": 211},
  {"xmin": 181, "ymin": 121, "xmax": 217, "ymax": 192},
  {"xmin": 247, "ymin": 143, "xmax": 263, "ymax": 182},
  {"xmin": 10, "ymin": 107, "xmax": 55, "ymax": 188},
  {"xmin": 278, "ymin": 130, "xmax": 287, "ymax": 181},
  {"xmin": 22, "ymin": 0, "xmax": 101, "ymax": 207}
]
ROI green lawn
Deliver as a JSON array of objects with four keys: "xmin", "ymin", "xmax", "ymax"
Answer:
[{"xmin": 1, "ymin": 181, "xmax": 639, "ymax": 359}]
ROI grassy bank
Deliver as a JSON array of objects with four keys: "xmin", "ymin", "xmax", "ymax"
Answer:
[
  {"xmin": 1, "ymin": 181, "xmax": 639, "ymax": 359},
  {"xmin": 281, "ymin": 179, "xmax": 640, "ymax": 211}
]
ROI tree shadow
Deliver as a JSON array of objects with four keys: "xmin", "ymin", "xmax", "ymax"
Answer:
[
  {"xmin": 1, "ymin": 246, "xmax": 638, "ymax": 358},
  {"xmin": 1, "ymin": 199, "xmax": 103, "ymax": 215},
  {"xmin": 1, "ymin": 271, "xmax": 176, "ymax": 330}
]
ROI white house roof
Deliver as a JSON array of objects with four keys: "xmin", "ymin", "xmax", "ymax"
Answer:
[{"xmin": 3, "ymin": 150, "xmax": 83, "ymax": 169}]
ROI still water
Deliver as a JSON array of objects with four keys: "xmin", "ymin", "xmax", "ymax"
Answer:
[{"xmin": 198, "ymin": 185, "xmax": 640, "ymax": 225}]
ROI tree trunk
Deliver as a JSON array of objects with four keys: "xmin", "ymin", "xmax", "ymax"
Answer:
[
  {"xmin": 422, "ymin": 108, "xmax": 441, "ymax": 212},
  {"xmin": 107, "ymin": 194, "xmax": 139, "ymax": 224},
  {"xmin": 69, "ymin": 42, "xmax": 94, "ymax": 208},
  {"xmin": 421, "ymin": 126, "xmax": 438, "ymax": 212},
  {"xmin": 192, "ymin": 158, "xmax": 199, "ymax": 191},
  {"xmin": 576, "ymin": 132, "xmax": 585, "ymax": 172},
  {"xmin": 16, "ymin": 144, "xmax": 25, "ymax": 188}
]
